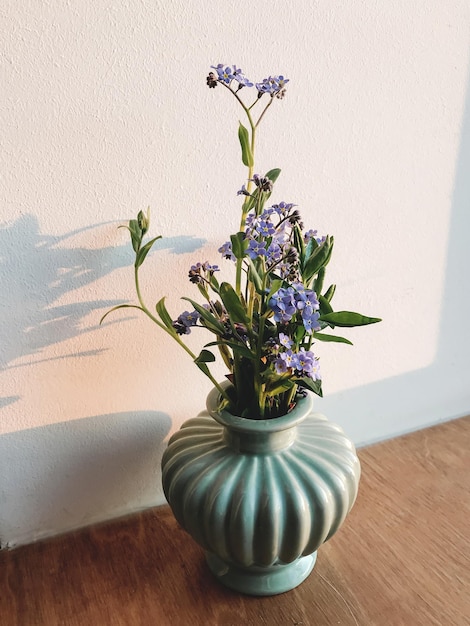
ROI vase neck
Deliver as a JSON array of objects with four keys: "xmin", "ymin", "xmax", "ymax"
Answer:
[{"xmin": 223, "ymin": 426, "xmax": 297, "ymax": 454}]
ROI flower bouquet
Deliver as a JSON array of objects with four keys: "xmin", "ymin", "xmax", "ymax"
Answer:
[
  {"xmin": 103, "ymin": 64, "xmax": 381, "ymax": 595},
  {"xmin": 103, "ymin": 63, "xmax": 380, "ymax": 420}
]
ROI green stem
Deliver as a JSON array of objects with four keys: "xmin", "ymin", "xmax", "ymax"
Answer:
[
  {"xmin": 255, "ymin": 97, "xmax": 274, "ymax": 128},
  {"xmin": 235, "ymin": 94, "xmax": 257, "ymax": 295},
  {"xmin": 285, "ymin": 383, "xmax": 298, "ymax": 409},
  {"xmin": 215, "ymin": 81, "xmax": 277, "ymax": 416},
  {"xmin": 134, "ymin": 263, "xmax": 230, "ymax": 403}
]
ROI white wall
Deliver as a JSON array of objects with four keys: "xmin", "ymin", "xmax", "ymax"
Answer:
[{"xmin": 1, "ymin": 1, "xmax": 469, "ymax": 547}]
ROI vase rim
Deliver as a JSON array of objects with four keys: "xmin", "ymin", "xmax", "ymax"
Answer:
[{"xmin": 206, "ymin": 383, "xmax": 315, "ymax": 433}]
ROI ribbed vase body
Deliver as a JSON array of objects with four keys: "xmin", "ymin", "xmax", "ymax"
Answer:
[{"xmin": 161, "ymin": 387, "xmax": 360, "ymax": 596}]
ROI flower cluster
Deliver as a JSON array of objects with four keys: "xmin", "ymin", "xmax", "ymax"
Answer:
[
  {"xmin": 188, "ymin": 261, "xmax": 219, "ymax": 285},
  {"xmin": 273, "ymin": 332, "xmax": 321, "ymax": 380},
  {"xmin": 107, "ymin": 64, "xmax": 381, "ymax": 420},
  {"xmin": 219, "ymin": 195, "xmax": 321, "ymax": 286},
  {"xmin": 244, "ymin": 201, "xmax": 302, "ymax": 272},
  {"xmin": 207, "ymin": 65, "xmax": 289, "ymax": 98},
  {"xmin": 255, "ymin": 75, "xmax": 289, "ymax": 99},
  {"xmin": 269, "ymin": 285, "xmax": 320, "ymax": 333}
]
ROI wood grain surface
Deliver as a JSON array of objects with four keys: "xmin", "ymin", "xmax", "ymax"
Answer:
[{"xmin": 1, "ymin": 417, "xmax": 469, "ymax": 626}]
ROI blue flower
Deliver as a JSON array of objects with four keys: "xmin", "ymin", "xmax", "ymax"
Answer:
[
  {"xmin": 246, "ymin": 239, "xmax": 267, "ymax": 260},
  {"xmin": 272, "ymin": 75, "xmax": 289, "ymax": 90},
  {"xmin": 211, "ymin": 64, "xmax": 234, "ymax": 84},
  {"xmin": 302, "ymin": 312, "xmax": 321, "ymax": 334},
  {"xmin": 256, "ymin": 220, "xmax": 275, "ymax": 237},
  {"xmin": 304, "ymin": 229, "xmax": 318, "ymax": 242},
  {"xmin": 255, "ymin": 79, "xmax": 272, "ymax": 95},
  {"xmin": 277, "ymin": 262, "xmax": 291, "ymax": 280},
  {"xmin": 274, "ymin": 349, "xmax": 298, "ymax": 374},
  {"xmin": 179, "ymin": 310, "xmax": 200, "ymax": 326},
  {"xmin": 260, "ymin": 207, "xmax": 275, "ymax": 219},
  {"xmin": 172, "ymin": 310, "xmax": 200, "ymax": 335},
  {"xmin": 274, "ymin": 355, "xmax": 288, "ymax": 374},
  {"xmin": 256, "ymin": 75, "xmax": 289, "ymax": 97},
  {"xmin": 272, "ymin": 201, "xmax": 296, "ymax": 216},
  {"xmin": 279, "ymin": 332, "xmax": 293, "ymax": 349},
  {"xmin": 310, "ymin": 358, "xmax": 321, "ymax": 381},
  {"xmin": 218, "ymin": 241, "xmax": 236, "ymax": 262},
  {"xmin": 304, "ymin": 229, "xmax": 326, "ymax": 245},
  {"xmin": 269, "ymin": 287, "xmax": 297, "ymax": 322},
  {"xmin": 295, "ymin": 348, "xmax": 320, "ymax": 379},
  {"xmin": 267, "ymin": 242, "xmax": 282, "ymax": 263},
  {"xmin": 232, "ymin": 66, "xmax": 254, "ymax": 88},
  {"xmin": 202, "ymin": 261, "xmax": 220, "ymax": 274},
  {"xmin": 295, "ymin": 289, "xmax": 320, "ymax": 317},
  {"xmin": 245, "ymin": 212, "xmax": 256, "ymax": 227},
  {"xmin": 188, "ymin": 263, "xmax": 204, "ymax": 283},
  {"xmin": 237, "ymin": 184, "xmax": 250, "ymax": 196},
  {"xmin": 292, "ymin": 282, "xmax": 306, "ymax": 293},
  {"xmin": 189, "ymin": 261, "xmax": 220, "ymax": 283}
]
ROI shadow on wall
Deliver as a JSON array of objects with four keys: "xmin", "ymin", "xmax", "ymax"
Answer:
[
  {"xmin": 320, "ymin": 61, "xmax": 470, "ymax": 444},
  {"xmin": 0, "ymin": 215, "xmax": 122, "ymax": 370},
  {"xmin": 0, "ymin": 409, "xmax": 172, "ymax": 549},
  {"xmin": 0, "ymin": 216, "xmax": 205, "ymax": 546},
  {"xmin": 0, "ymin": 214, "xmax": 205, "ymax": 400}
]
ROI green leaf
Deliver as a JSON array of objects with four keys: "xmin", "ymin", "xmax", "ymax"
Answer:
[
  {"xmin": 182, "ymin": 297, "xmax": 226, "ymax": 334},
  {"xmin": 205, "ymin": 340, "xmax": 253, "ymax": 360},
  {"xmin": 238, "ymin": 122, "xmax": 254, "ymax": 167},
  {"xmin": 264, "ymin": 378, "xmax": 295, "ymax": 397},
  {"xmin": 195, "ymin": 361, "xmax": 211, "ymax": 378},
  {"xmin": 294, "ymin": 325, "xmax": 306, "ymax": 343},
  {"xmin": 209, "ymin": 273, "xmax": 220, "ymax": 293},
  {"xmin": 304, "ymin": 235, "xmax": 319, "ymax": 260},
  {"xmin": 99, "ymin": 303, "xmax": 145, "ymax": 325},
  {"xmin": 320, "ymin": 311, "xmax": 382, "ymax": 327},
  {"xmin": 323, "ymin": 284, "xmax": 336, "ymax": 302},
  {"xmin": 292, "ymin": 223, "xmax": 306, "ymax": 265},
  {"xmin": 265, "ymin": 168, "xmax": 281, "ymax": 184},
  {"xmin": 266, "ymin": 278, "xmax": 284, "ymax": 302},
  {"xmin": 313, "ymin": 332, "xmax": 353, "ymax": 345},
  {"xmin": 241, "ymin": 169, "xmax": 281, "ymax": 217},
  {"xmin": 295, "ymin": 377, "xmax": 323, "ymax": 397},
  {"xmin": 128, "ymin": 219, "xmax": 142, "ymax": 253},
  {"xmin": 135, "ymin": 235, "xmax": 162, "ymax": 268},
  {"xmin": 219, "ymin": 282, "xmax": 250, "ymax": 325},
  {"xmin": 318, "ymin": 294, "xmax": 333, "ymax": 316},
  {"xmin": 196, "ymin": 283, "xmax": 209, "ymax": 301},
  {"xmin": 247, "ymin": 258, "xmax": 263, "ymax": 294},
  {"xmin": 195, "ymin": 349, "xmax": 216, "ymax": 364},
  {"xmin": 313, "ymin": 267, "xmax": 325, "ymax": 296},
  {"xmin": 155, "ymin": 297, "xmax": 175, "ymax": 330},
  {"xmin": 230, "ymin": 232, "xmax": 247, "ymax": 260},
  {"xmin": 303, "ymin": 235, "xmax": 334, "ymax": 283}
]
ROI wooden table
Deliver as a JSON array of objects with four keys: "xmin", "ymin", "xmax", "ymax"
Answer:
[{"xmin": 1, "ymin": 417, "xmax": 469, "ymax": 625}]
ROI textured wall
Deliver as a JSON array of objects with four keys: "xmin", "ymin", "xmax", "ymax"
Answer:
[{"xmin": 1, "ymin": 1, "xmax": 470, "ymax": 546}]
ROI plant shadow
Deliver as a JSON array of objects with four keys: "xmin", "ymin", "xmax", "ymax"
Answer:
[{"xmin": 0, "ymin": 215, "xmax": 205, "ymax": 379}]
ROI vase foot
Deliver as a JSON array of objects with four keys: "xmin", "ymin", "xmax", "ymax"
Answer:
[{"xmin": 205, "ymin": 551, "xmax": 317, "ymax": 596}]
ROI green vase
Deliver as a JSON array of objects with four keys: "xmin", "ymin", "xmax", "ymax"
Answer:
[{"xmin": 161, "ymin": 385, "xmax": 360, "ymax": 596}]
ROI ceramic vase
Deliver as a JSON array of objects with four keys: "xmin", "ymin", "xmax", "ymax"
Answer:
[{"xmin": 161, "ymin": 385, "xmax": 360, "ymax": 596}]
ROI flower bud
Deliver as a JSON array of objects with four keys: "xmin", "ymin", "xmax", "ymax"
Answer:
[{"xmin": 137, "ymin": 209, "xmax": 150, "ymax": 236}]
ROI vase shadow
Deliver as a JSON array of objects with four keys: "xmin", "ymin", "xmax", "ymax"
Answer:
[{"xmin": 0, "ymin": 409, "xmax": 172, "ymax": 548}]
